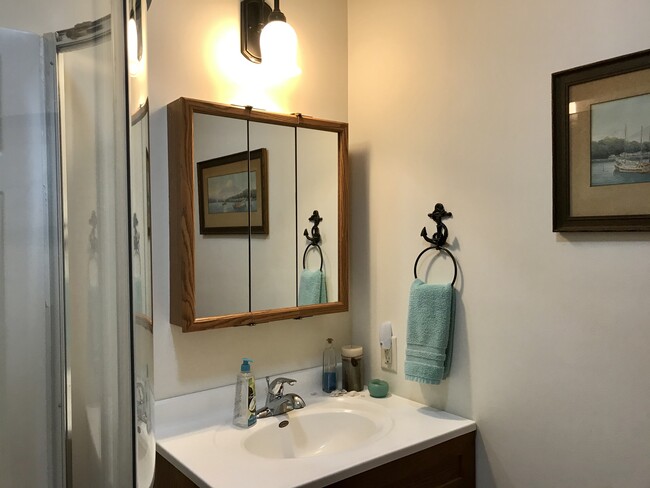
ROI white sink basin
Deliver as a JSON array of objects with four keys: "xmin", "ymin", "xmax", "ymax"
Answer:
[{"xmin": 242, "ymin": 397, "xmax": 393, "ymax": 459}]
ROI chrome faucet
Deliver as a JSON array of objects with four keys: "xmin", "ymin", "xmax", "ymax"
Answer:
[{"xmin": 256, "ymin": 376, "xmax": 306, "ymax": 418}]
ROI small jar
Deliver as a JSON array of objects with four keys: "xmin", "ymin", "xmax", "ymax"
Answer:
[{"xmin": 341, "ymin": 345, "xmax": 364, "ymax": 392}]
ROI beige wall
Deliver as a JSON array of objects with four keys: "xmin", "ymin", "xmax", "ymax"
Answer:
[
  {"xmin": 151, "ymin": 0, "xmax": 650, "ymax": 485},
  {"xmin": 349, "ymin": 1, "xmax": 650, "ymax": 487},
  {"xmin": 149, "ymin": 0, "xmax": 350, "ymax": 400}
]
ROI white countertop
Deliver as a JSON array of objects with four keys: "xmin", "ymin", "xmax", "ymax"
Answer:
[{"xmin": 155, "ymin": 368, "xmax": 476, "ymax": 488}]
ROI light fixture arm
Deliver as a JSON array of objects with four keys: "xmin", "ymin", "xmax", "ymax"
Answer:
[{"xmin": 268, "ymin": 0, "xmax": 286, "ymax": 22}]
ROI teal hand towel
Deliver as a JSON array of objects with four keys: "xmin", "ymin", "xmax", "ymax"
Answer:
[
  {"xmin": 405, "ymin": 279, "xmax": 456, "ymax": 385},
  {"xmin": 299, "ymin": 269, "xmax": 327, "ymax": 306},
  {"xmin": 319, "ymin": 271, "xmax": 328, "ymax": 303}
]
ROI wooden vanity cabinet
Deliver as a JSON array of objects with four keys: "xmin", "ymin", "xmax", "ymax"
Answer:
[
  {"xmin": 154, "ymin": 454, "xmax": 199, "ymax": 488},
  {"xmin": 328, "ymin": 431, "xmax": 475, "ymax": 488},
  {"xmin": 154, "ymin": 431, "xmax": 475, "ymax": 488}
]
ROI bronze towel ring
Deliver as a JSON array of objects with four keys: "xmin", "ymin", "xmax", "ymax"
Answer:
[
  {"xmin": 303, "ymin": 243, "xmax": 324, "ymax": 271},
  {"xmin": 413, "ymin": 246, "xmax": 458, "ymax": 286}
]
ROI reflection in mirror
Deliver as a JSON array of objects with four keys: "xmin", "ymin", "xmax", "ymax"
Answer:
[
  {"xmin": 297, "ymin": 128, "xmax": 339, "ymax": 303},
  {"xmin": 129, "ymin": 101, "xmax": 155, "ymax": 488},
  {"xmin": 249, "ymin": 121, "xmax": 297, "ymax": 311},
  {"xmin": 130, "ymin": 104, "xmax": 153, "ymax": 324},
  {"xmin": 167, "ymin": 98, "xmax": 348, "ymax": 331},
  {"xmin": 193, "ymin": 114, "xmax": 249, "ymax": 317}
]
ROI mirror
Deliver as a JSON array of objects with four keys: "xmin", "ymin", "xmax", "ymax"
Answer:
[
  {"xmin": 192, "ymin": 113, "xmax": 249, "ymax": 317},
  {"xmin": 129, "ymin": 100, "xmax": 155, "ymax": 486},
  {"xmin": 167, "ymin": 98, "xmax": 348, "ymax": 331}
]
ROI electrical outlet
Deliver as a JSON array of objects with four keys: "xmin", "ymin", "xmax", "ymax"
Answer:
[{"xmin": 381, "ymin": 336, "xmax": 397, "ymax": 372}]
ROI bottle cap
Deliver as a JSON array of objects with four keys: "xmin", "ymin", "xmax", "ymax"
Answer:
[
  {"xmin": 341, "ymin": 345, "xmax": 363, "ymax": 358},
  {"xmin": 240, "ymin": 358, "xmax": 253, "ymax": 372}
]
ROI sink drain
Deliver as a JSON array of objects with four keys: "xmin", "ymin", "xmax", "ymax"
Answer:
[{"xmin": 278, "ymin": 420, "xmax": 289, "ymax": 428}]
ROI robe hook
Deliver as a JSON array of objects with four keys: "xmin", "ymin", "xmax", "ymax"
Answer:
[
  {"xmin": 421, "ymin": 203, "xmax": 452, "ymax": 248},
  {"xmin": 303, "ymin": 210, "xmax": 322, "ymax": 246}
]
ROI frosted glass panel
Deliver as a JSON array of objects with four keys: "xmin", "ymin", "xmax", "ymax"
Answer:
[{"xmin": 0, "ymin": 28, "xmax": 51, "ymax": 488}]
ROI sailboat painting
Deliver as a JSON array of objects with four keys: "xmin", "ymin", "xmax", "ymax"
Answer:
[
  {"xmin": 196, "ymin": 148, "xmax": 269, "ymax": 235},
  {"xmin": 207, "ymin": 171, "xmax": 258, "ymax": 214},
  {"xmin": 590, "ymin": 93, "xmax": 650, "ymax": 186}
]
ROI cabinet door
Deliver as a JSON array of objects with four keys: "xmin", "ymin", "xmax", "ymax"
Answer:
[
  {"xmin": 249, "ymin": 121, "xmax": 297, "ymax": 311},
  {"xmin": 192, "ymin": 113, "xmax": 249, "ymax": 317},
  {"xmin": 296, "ymin": 127, "xmax": 340, "ymax": 304}
]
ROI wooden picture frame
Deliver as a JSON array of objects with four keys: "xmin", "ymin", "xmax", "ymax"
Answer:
[
  {"xmin": 552, "ymin": 49, "xmax": 650, "ymax": 231},
  {"xmin": 196, "ymin": 148, "xmax": 269, "ymax": 235}
]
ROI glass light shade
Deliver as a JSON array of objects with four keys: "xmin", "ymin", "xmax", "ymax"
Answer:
[{"xmin": 260, "ymin": 20, "xmax": 301, "ymax": 78}]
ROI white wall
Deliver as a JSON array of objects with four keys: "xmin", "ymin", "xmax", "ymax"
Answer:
[
  {"xmin": 348, "ymin": 1, "xmax": 650, "ymax": 487},
  {"xmin": 0, "ymin": 0, "xmax": 103, "ymax": 35},
  {"xmin": 149, "ymin": 0, "xmax": 350, "ymax": 400}
]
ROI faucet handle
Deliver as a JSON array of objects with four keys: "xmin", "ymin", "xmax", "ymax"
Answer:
[{"xmin": 268, "ymin": 377, "xmax": 297, "ymax": 396}]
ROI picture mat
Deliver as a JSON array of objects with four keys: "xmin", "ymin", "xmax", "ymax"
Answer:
[{"xmin": 569, "ymin": 67, "xmax": 650, "ymax": 217}]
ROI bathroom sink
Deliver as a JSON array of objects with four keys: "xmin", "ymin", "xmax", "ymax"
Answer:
[
  {"xmin": 242, "ymin": 397, "xmax": 393, "ymax": 459},
  {"xmin": 158, "ymin": 368, "xmax": 477, "ymax": 488}
]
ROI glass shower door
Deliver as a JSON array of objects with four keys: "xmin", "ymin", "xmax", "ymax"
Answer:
[
  {"xmin": 1, "ymin": 0, "xmax": 152, "ymax": 485},
  {"xmin": 58, "ymin": 23, "xmax": 134, "ymax": 485}
]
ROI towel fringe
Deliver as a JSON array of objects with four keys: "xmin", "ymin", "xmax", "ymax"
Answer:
[{"xmin": 404, "ymin": 374, "xmax": 442, "ymax": 385}]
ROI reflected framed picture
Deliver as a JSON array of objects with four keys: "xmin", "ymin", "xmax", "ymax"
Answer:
[
  {"xmin": 552, "ymin": 49, "xmax": 650, "ymax": 231},
  {"xmin": 197, "ymin": 148, "xmax": 268, "ymax": 235}
]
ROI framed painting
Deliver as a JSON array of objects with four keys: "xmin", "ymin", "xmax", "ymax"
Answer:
[
  {"xmin": 197, "ymin": 148, "xmax": 268, "ymax": 235},
  {"xmin": 552, "ymin": 49, "xmax": 650, "ymax": 231}
]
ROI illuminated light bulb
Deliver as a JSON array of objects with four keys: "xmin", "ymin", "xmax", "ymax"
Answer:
[
  {"xmin": 128, "ymin": 16, "xmax": 143, "ymax": 77},
  {"xmin": 260, "ymin": 19, "xmax": 301, "ymax": 80}
]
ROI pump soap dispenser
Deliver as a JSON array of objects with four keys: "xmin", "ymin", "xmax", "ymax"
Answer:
[{"xmin": 233, "ymin": 358, "xmax": 257, "ymax": 428}]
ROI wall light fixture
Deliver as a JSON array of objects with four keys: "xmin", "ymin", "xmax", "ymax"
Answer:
[{"xmin": 240, "ymin": 0, "xmax": 300, "ymax": 77}]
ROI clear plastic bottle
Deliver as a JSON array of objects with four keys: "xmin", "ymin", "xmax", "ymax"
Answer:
[
  {"xmin": 322, "ymin": 338, "xmax": 337, "ymax": 393},
  {"xmin": 233, "ymin": 358, "xmax": 257, "ymax": 428}
]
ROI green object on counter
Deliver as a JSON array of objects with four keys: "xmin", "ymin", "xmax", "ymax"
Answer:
[{"xmin": 368, "ymin": 379, "xmax": 389, "ymax": 398}]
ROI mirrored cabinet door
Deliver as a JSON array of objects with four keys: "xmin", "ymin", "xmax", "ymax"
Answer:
[
  {"xmin": 249, "ymin": 121, "xmax": 297, "ymax": 312},
  {"xmin": 193, "ymin": 114, "xmax": 249, "ymax": 317},
  {"xmin": 297, "ymin": 127, "xmax": 340, "ymax": 304}
]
